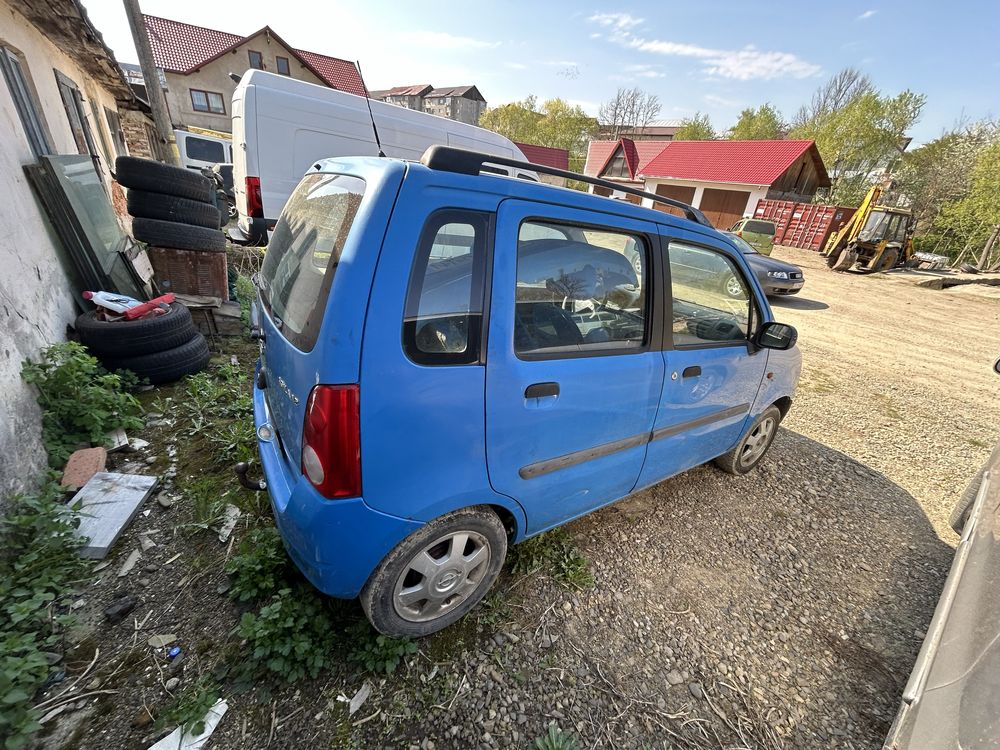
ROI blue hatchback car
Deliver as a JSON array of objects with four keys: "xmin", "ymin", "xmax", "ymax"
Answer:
[{"xmin": 251, "ymin": 147, "xmax": 801, "ymax": 637}]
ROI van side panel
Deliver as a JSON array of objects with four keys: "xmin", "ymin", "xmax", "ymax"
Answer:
[
  {"xmin": 231, "ymin": 83, "xmax": 255, "ymax": 229},
  {"xmin": 359, "ymin": 169, "xmax": 528, "ymax": 537}
]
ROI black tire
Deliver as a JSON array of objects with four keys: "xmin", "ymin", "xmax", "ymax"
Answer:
[
  {"xmin": 132, "ymin": 217, "xmax": 226, "ymax": 252},
  {"xmin": 960, "ymin": 262, "xmax": 980, "ymax": 275},
  {"xmin": 75, "ymin": 303, "xmax": 196, "ymax": 357},
  {"xmin": 360, "ymin": 506, "xmax": 507, "ymax": 638},
  {"xmin": 115, "ymin": 156, "xmax": 213, "ymax": 202},
  {"xmin": 103, "ymin": 333, "xmax": 210, "ymax": 384},
  {"xmin": 127, "ymin": 189, "xmax": 221, "ymax": 229},
  {"xmin": 714, "ymin": 405, "xmax": 782, "ymax": 475},
  {"xmin": 949, "ymin": 467, "xmax": 985, "ymax": 534}
]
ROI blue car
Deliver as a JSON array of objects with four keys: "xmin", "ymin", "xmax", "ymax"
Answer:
[{"xmin": 251, "ymin": 147, "xmax": 801, "ymax": 636}]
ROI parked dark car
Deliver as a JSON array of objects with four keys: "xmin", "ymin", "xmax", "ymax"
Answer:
[{"xmin": 722, "ymin": 231, "xmax": 804, "ymax": 297}]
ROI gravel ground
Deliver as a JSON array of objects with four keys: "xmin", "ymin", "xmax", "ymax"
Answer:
[{"xmin": 42, "ymin": 249, "xmax": 1000, "ymax": 750}]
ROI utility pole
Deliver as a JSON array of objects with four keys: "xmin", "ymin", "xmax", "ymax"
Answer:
[{"xmin": 122, "ymin": 0, "xmax": 180, "ymax": 165}]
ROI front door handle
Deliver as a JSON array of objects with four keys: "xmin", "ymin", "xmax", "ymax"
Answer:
[
  {"xmin": 682, "ymin": 365, "xmax": 702, "ymax": 379},
  {"xmin": 525, "ymin": 382, "xmax": 559, "ymax": 399}
]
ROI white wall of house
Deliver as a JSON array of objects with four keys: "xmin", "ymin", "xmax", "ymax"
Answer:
[
  {"xmin": 0, "ymin": 0, "xmax": 126, "ymax": 499},
  {"xmin": 639, "ymin": 177, "xmax": 769, "ymax": 220}
]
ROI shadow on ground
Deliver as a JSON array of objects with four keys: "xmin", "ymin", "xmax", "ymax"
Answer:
[{"xmin": 770, "ymin": 296, "xmax": 830, "ymax": 311}]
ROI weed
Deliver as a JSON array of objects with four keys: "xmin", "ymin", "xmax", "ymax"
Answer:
[
  {"xmin": 967, "ymin": 437, "xmax": 990, "ymax": 449},
  {"xmin": 234, "ymin": 274, "xmax": 256, "ymax": 326},
  {"xmin": 509, "ymin": 528, "xmax": 595, "ymax": 589},
  {"xmin": 182, "ymin": 476, "xmax": 233, "ymax": 531},
  {"xmin": 21, "ymin": 342, "xmax": 143, "ymax": 467},
  {"xmin": 225, "ymin": 526, "xmax": 289, "ymax": 603},
  {"xmin": 157, "ymin": 676, "xmax": 220, "ymax": 735},
  {"xmin": 476, "ymin": 588, "xmax": 512, "ymax": 630},
  {"xmin": 236, "ymin": 587, "xmax": 339, "ymax": 682},
  {"xmin": 345, "ymin": 620, "xmax": 417, "ymax": 675},
  {"xmin": 532, "ymin": 724, "xmax": 580, "ymax": 750}
]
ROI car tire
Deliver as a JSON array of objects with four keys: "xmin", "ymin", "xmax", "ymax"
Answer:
[
  {"xmin": 75, "ymin": 303, "xmax": 196, "ymax": 357},
  {"xmin": 115, "ymin": 156, "xmax": 214, "ymax": 203},
  {"xmin": 960, "ymin": 262, "xmax": 980, "ymax": 275},
  {"xmin": 949, "ymin": 467, "xmax": 985, "ymax": 534},
  {"xmin": 102, "ymin": 333, "xmax": 210, "ymax": 384},
  {"xmin": 722, "ymin": 274, "xmax": 746, "ymax": 298},
  {"xmin": 127, "ymin": 189, "xmax": 221, "ymax": 229},
  {"xmin": 360, "ymin": 506, "xmax": 507, "ymax": 638},
  {"xmin": 714, "ymin": 405, "xmax": 782, "ymax": 475},
  {"xmin": 132, "ymin": 217, "xmax": 227, "ymax": 252}
]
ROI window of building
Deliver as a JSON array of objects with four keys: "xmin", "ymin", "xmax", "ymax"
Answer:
[
  {"xmin": 668, "ymin": 242, "xmax": 752, "ymax": 347},
  {"xmin": 248, "ymin": 50, "xmax": 263, "ymax": 70},
  {"xmin": 0, "ymin": 45, "xmax": 51, "ymax": 157},
  {"xmin": 403, "ymin": 211, "xmax": 489, "ymax": 365},
  {"xmin": 276, "ymin": 56, "xmax": 290, "ymax": 76},
  {"xmin": 515, "ymin": 221, "xmax": 647, "ymax": 357},
  {"xmin": 190, "ymin": 89, "xmax": 226, "ymax": 114},
  {"xmin": 104, "ymin": 107, "xmax": 127, "ymax": 157},
  {"xmin": 54, "ymin": 70, "xmax": 98, "ymax": 159}
]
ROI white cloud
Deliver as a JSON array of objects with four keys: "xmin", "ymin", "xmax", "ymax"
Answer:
[
  {"xmin": 857, "ymin": 9, "xmax": 877, "ymax": 20},
  {"xmin": 704, "ymin": 93, "xmax": 742, "ymax": 108},
  {"xmin": 544, "ymin": 60, "xmax": 579, "ymax": 67},
  {"xmin": 397, "ymin": 30, "xmax": 500, "ymax": 50},
  {"xmin": 504, "ymin": 62, "xmax": 528, "ymax": 70},
  {"xmin": 622, "ymin": 63, "xmax": 665, "ymax": 79},
  {"xmin": 587, "ymin": 12, "xmax": 644, "ymax": 30}
]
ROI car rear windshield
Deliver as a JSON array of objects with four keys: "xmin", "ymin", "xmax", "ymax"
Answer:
[
  {"xmin": 744, "ymin": 220, "xmax": 775, "ymax": 235},
  {"xmin": 258, "ymin": 173, "xmax": 366, "ymax": 351}
]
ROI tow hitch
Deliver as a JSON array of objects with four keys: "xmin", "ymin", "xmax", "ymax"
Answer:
[{"xmin": 234, "ymin": 462, "xmax": 266, "ymax": 491}]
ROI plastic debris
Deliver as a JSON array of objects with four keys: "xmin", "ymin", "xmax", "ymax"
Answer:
[
  {"xmin": 147, "ymin": 699, "xmax": 228, "ymax": 750},
  {"xmin": 216, "ymin": 504, "xmax": 242, "ymax": 543},
  {"xmin": 148, "ymin": 634, "xmax": 177, "ymax": 649},
  {"xmin": 168, "ymin": 646, "xmax": 182, "ymax": 660},
  {"xmin": 348, "ymin": 682, "xmax": 372, "ymax": 716},
  {"xmin": 117, "ymin": 549, "xmax": 141, "ymax": 577}
]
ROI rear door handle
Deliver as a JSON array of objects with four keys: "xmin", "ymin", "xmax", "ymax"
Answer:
[
  {"xmin": 525, "ymin": 382, "xmax": 559, "ymax": 399},
  {"xmin": 682, "ymin": 365, "xmax": 701, "ymax": 379}
]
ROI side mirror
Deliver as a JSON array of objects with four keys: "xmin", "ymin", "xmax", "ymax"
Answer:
[
  {"xmin": 993, "ymin": 357, "xmax": 1000, "ymax": 376},
  {"xmin": 757, "ymin": 321, "xmax": 797, "ymax": 351}
]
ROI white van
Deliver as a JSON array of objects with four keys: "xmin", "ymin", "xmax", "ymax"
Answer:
[
  {"xmin": 173, "ymin": 129, "xmax": 233, "ymax": 171},
  {"xmin": 230, "ymin": 70, "xmax": 531, "ymax": 244}
]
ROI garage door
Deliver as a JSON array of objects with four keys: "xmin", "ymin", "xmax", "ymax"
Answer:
[
  {"xmin": 698, "ymin": 188, "xmax": 751, "ymax": 230},
  {"xmin": 653, "ymin": 184, "xmax": 696, "ymax": 217}
]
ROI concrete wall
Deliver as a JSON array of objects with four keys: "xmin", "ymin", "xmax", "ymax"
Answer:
[
  {"xmin": 0, "ymin": 0, "xmax": 125, "ymax": 499},
  {"xmin": 423, "ymin": 95, "xmax": 485, "ymax": 126},
  {"xmin": 162, "ymin": 31, "xmax": 325, "ymax": 133}
]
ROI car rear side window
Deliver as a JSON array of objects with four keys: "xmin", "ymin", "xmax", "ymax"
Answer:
[
  {"xmin": 259, "ymin": 173, "xmax": 365, "ymax": 351},
  {"xmin": 744, "ymin": 220, "xmax": 775, "ymax": 235},
  {"xmin": 403, "ymin": 210, "xmax": 489, "ymax": 366}
]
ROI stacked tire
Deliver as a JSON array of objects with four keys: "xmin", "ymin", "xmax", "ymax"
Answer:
[
  {"xmin": 76, "ymin": 303, "xmax": 210, "ymax": 384},
  {"xmin": 116, "ymin": 156, "xmax": 226, "ymax": 252}
]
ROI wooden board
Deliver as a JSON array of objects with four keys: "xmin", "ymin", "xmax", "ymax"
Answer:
[
  {"xmin": 71, "ymin": 472, "xmax": 158, "ymax": 559},
  {"xmin": 654, "ymin": 184, "xmax": 696, "ymax": 218},
  {"xmin": 698, "ymin": 188, "xmax": 751, "ymax": 230}
]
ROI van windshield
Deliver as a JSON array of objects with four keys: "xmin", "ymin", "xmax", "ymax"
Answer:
[
  {"xmin": 259, "ymin": 173, "xmax": 365, "ymax": 351},
  {"xmin": 743, "ymin": 220, "xmax": 775, "ymax": 235}
]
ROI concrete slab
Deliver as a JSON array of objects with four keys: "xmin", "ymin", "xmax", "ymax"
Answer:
[{"xmin": 71, "ymin": 472, "xmax": 158, "ymax": 559}]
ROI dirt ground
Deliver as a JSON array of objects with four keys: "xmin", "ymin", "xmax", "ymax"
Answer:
[{"xmin": 39, "ymin": 248, "xmax": 1000, "ymax": 750}]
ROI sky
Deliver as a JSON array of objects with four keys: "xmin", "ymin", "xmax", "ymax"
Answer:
[{"xmin": 85, "ymin": 0, "xmax": 999, "ymax": 146}]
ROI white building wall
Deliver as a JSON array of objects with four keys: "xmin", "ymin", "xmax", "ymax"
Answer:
[
  {"xmin": 639, "ymin": 177, "xmax": 769, "ymax": 220},
  {"xmin": 0, "ymin": 0, "xmax": 126, "ymax": 499}
]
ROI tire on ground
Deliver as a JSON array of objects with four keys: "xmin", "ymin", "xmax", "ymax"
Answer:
[
  {"xmin": 103, "ymin": 333, "xmax": 210, "ymax": 384},
  {"xmin": 76, "ymin": 303, "xmax": 197, "ymax": 357},
  {"xmin": 714, "ymin": 405, "xmax": 782, "ymax": 475},
  {"xmin": 361, "ymin": 506, "xmax": 507, "ymax": 638},
  {"xmin": 115, "ymin": 156, "xmax": 213, "ymax": 202},
  {"xmin": 131, "ymin": 217, "xmax": 227, "ymax": 252},
  {"xmin": 127, "ymin": 189, "xmax": 221, "ymax": 229},
  {"xmin": 960, "ymin": 262, "xmax": 980, "ymax": 274}
]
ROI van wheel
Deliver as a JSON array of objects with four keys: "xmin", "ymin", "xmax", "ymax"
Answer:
[
  {"xmin": 361, "ymin": 507, "xmax": 507, "ymax": 638},
  {"xmin": 714, "ymin": 406, "xmax": 781, "ymax": 475}
]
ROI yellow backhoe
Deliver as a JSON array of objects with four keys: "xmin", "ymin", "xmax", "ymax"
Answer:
[{"xmin": 823, "ymin": 185, "xmax": 914, "ymax": 272}]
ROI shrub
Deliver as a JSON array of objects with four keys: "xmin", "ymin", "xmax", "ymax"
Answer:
[
  {"xmin": 157, "ymin": 676, "xmax": 220, "ymax": 735},
  {"xmin": 225, "ymin": 527, "xmax": 289, "ymax": 603},
  {"xmin": 21, "ymin": 341, "xmax": 143, "ymax": 467},
  {"xmin": 345, "ymin": 620, "xmax": 417, "ymax": 675}
]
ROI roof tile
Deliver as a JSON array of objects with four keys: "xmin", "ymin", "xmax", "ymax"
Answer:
[
  {"xmin": 640, "ymin": 139, "xmax": 826, "ymax": 186},
  {"xmin": 514, "ymin": 142, "xmax": 569, "ymax": 170}
]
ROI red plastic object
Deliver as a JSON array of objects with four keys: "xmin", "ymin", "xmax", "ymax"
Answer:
[{"xmin": 123, "ymin": 293, "xmax": 176, "ymax": 321}]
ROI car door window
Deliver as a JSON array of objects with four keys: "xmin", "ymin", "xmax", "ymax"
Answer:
[
  {"xmin": 668, "ymin": 242, "xmax": 752, "ymax": 347},
  {"xmin": 515, "ymin": 220, "xmax": 647, "ymax": 357},
  {"xmin": 403, "ymin": 211, "xmax": 488, "ymax": 365}
]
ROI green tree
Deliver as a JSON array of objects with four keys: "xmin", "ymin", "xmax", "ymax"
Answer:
[
  {"xmin": 936, "ymin": 139, "xmax": 1000, "ymax": 265},
  {"xmin": 479, "ymin": 95, "xmax": 543, "ymax": 144},
  {"xmin": 674, "ymin": 112, "xmax": 715, "ymax": 140},
  {"xmin": 728, "ymin": 103, "xmax": 784, "ymax": 140}
]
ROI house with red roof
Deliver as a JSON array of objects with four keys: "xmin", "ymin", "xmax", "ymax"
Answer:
[
  {"xmin": 584, "ymin": 137, "xmax": 830, "ymax": 229},
  {"xmin": 137, "ymin": 15, "xmax": 365, "ymax": 136},
  {"xmin": 514, "ymin": 142, "xmax": 570, "ymax": 186}
]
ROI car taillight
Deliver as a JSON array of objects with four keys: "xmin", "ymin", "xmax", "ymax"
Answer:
[
  {"xmin": 301, "ymin": 385, "xmax": 361, "ymax": 499},
  {"xmin": 246, "ymin": 176, "xmax": 263, "ymax": 218}
]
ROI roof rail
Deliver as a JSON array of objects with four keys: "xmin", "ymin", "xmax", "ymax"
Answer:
[{"xmin": 419, "ymin": 145, "xmax": 714, "ymax": 228}]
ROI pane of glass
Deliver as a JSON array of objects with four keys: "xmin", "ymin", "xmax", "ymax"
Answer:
[
  {"xmin": 669, "ymin": 243, "xmax": 750, "ymax": 346},
  {"xmin": 259, "ymin": 173, "xmax": 366, "ymax": 351},
  {"xmin": 184, "ymin": 136, "xmax": 225, "ymax": 163},
  {"xmin": 249, "ymin": 51, "xmax": 263, "ymax": 69},
  {"xmin": 743, "ymin": 220, "xmax": 774, "ymax": 235},
  {"xmin": 404, "ymin": 220, "xmax": 482, "ymax": 358},
  {"xmin": 190, "ymin": 90, "xmax": 208, "ymax": 111},
  {"xmin": 207, "ymin": 93, "xmax": 225, "ymax": 114},
  {"xmin": 2, "ymin": 48, "xmax": 50, "ymax": 155},
  {"xmin": 515, "ymin": 221, "xmax": 646, "ymax": 355},
  {"xmin": 276, "ymin": 57, "xmax": 290, "ymax": 75}
]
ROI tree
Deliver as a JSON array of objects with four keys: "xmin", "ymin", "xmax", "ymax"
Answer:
[
  {"xmin": 674, "ymin": 112, "xmax": 715, "ymax": 141},
  {"xmin": 936, "ymin": 138, "xmax": 1000, "ymax": 265},
  {"xmin": 792, "ymin": 67, "xmax": 873, "ymax": 128},
  {"xmin": 479, "ymin": 95, "xmax": 543, "ymax": 144},
  {"xmin": 598, "ymin": 87, "xmax": 661, "ymax": 139},
  {"xmin": 728, "ymin": 104, "xmax": 784, "ymax": 140}
]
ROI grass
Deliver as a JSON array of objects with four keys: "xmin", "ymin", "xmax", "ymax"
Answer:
[{"xmin": 508, "ymin": 528, "xmax": 595, "ymax": 590}]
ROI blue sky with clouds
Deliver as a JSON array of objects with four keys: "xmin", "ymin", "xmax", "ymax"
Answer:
[{"xmin": 88, "ymin": 0, "xmax": 998, "ymax": 145}]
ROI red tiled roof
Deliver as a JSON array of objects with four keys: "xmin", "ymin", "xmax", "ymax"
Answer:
[
  {"xmin": 583, "ymin": 140, "xmax": 617, "ymax": 177},
  {"xmin": 583, "ymin": 138, "xmax": 672, "ymax": 179},
  {"xmin": 380, "ymin": 84, "xmax": 433, "ymax": 97},
  {"xmin": 142, "ymin": 15, "xmax": 365, "ymax": 96},
  {"xmin": 641, "ymin": 139, "xmax": 829, "ymax": 186},
  {"xmin": 515, "ymin": 142, "xmax": 569, "ymax": 171}
]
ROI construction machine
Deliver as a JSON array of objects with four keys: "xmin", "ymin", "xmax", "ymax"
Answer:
[{"xmin": 823, "ymin": 185, "xmax": 914, "ymax": 272}]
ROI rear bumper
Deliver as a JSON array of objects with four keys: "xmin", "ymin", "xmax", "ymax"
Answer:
[
  {"xmin": 253, "ymin": 372, "xmax": 422, "ymax": 598},
  {"xmin": 230, "ymin": 217, "xmax": 271, "ymax": 246}
]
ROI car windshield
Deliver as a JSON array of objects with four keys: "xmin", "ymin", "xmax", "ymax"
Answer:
[
  {"xmin": 743, "ymin": 220, "xmax": 775, "ymax": 235},
  {"xmin": 723, "ymin": 232, "xmax": 757, "ymax": 255}
]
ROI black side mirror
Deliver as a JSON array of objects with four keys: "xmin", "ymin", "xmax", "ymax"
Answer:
[
  {"xmin": 993, "ymin": 357, "xmax": 1000, "ymax": 376},
  {"xmin": 757, "ymin": 321, "xmax": 797, "ymax": 351}
]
